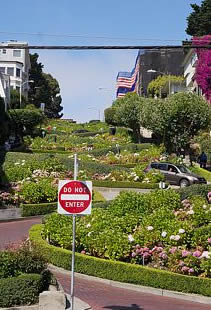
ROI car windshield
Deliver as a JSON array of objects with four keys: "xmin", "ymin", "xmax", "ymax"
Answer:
[{"xmin": 177, "ymin": 165, "xmax": 190, "ymax": 173}]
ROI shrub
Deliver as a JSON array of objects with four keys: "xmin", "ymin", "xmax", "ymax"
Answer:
[
  {"xmin": 92, "ymin": 180, "xmax": 158, "ymax": 189},
  {"xmin": 21, "ymin": 202, "xmax": 57, "ymax": 217},
  {"xmin": 29, "ymin": 224, "xmax": 211, "ymax": 297},
  {"xmin": 178, "ymin": 184, "xmax": 211, "ymax": 201},
  {"xmin": 20, "ymin": 178, "xmax": 57, "ymax": 204},
  {"xmin": 0, "ymin": 274, "xmax": 44, "ymax": 307}
]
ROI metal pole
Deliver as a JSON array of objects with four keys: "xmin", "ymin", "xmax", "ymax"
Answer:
[
  {"xmin": 168, "ymin": 75, "xmax": 171, "ymax": 95},
  {"xmin": 20, "ymin": 84, "xmax": 22, "ymax": 108},
  {"xmin": 71, "ymin": 154, "xmax": 78, "ymax": 310}
]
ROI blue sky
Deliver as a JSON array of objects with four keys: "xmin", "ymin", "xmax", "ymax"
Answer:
[{"xmin": 0, "ymin": 0, "xmax": 202, "ymax": 122}]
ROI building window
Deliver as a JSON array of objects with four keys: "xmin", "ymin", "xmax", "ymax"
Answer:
[
  {"xmin": 13, "ymin": 50, "xmax": 21, "ymax": 57},
  {"xmin": 2, "ymin": 49, "xmax": 6, "ymax": 54},
  {"xmin": 16, "ymin": 68, "xmax": 21, "ymax": 78},
  {"xmin": 7, "ymin": 67, "xmax": 14, "ymax": 76},
  {"xmin": 16, "ymin": 86, "xmax": 20, "ymax": 92},
  {"xmin": 0, "ymin": 67, "xmax": 5, "ymax": 73}
]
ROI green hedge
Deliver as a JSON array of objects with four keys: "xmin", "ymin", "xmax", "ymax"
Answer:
[
  {"xmin": 177, "ymin": 184, "xmax": 211, "ymax": 201},
  {"xmin": 21, "ymin": 202, "xmax": 57, "ymax": 217},
  {"xmin": 93, "ymin": 180, "xmax": 158, "ymax": 189},
  {"xmin": 0, "ymin": 273, "xmax": 43, "ymax": 307},
  {"xmin": 29, "ymin": 224, "xmax": 211, "ymax": 297}
]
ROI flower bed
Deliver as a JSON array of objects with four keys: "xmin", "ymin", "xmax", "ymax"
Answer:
[
  {"xmin": 29, "ymin": 224, "xmax": 211, "ymax": 297},
  {"xmin": 41, "ymin": 189, "xmax": 211, "ymax": 278}
]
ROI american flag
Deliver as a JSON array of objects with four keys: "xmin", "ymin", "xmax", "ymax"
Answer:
[{"xmin": 116, "ymin": 51, "xmax": 140, "ymax": 98}]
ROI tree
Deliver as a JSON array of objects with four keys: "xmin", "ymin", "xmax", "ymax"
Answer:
[
  {"xmin": 142, "ymin": 92, "xmax": 211, "ymax": 153},
  {"xmin": 10, "ymin": 89, "xmax": 26, "ymax": 109},
  {"xmin": 28, "ymin": 53, "xmax": 63, "ymax": 118},
  {"xmin": 147, "ymin": 75, "xmax": 184, "ymax": 98},
  {"xmin": 112, "ymin": 93, "xmax": 144, "ymax": 143},
  {"xmin": 8, "ymin": 108, "xmax": 46, "ymax": 137},
  {"xmin": 192, "ymin": 36, "xmax": 211, "ymax": 103},
  {"xmin": 186, "ymin": 0, "xmax": 211, "ymax": 36},
  {"xmin": 0, "ymin": 97, "xmax": 9, "ymax": 145}
]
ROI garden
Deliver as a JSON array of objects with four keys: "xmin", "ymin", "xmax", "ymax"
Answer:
[{"xmin": 0, "ymin": 240, "xmax": 51, "ymax": 307}]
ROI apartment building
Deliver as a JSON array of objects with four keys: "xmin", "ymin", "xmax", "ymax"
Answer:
[
  {"xmin": 182, "ymin": 49, "xmax": 201, "ymax": 95},
  {"xmin": 0, "ymin": 40, "xmax": 31, "ymax": 98}
]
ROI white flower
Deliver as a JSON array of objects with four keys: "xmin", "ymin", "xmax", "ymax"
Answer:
[
  {"xmin": 203, "ymin": 204, "xmax": 207, "ymax": 209},
  {"xmin": 14, "ymin": 162, "xmax": 20, "ymax": 165},
  {"xmin": 178, "ymin": 229, "xmax": 185, "ymax": 234},
  {"xmin": 170, "ymin": 235, "xmax": 175, "ymax": 240},
  {"xmin": 174, "ymin": 235, "xmax": 180, "ymax": 241},
  {"xmin": 87, "ymin": 232, "xmax": 92, "ymax": 237},
  {"xmin": 161, "ymin": 231, "xmax": 167, "ymax": 238},
  {"xmin": 134, "ymin": 153, "xmax": 139, "ymax": 156},
  {"xmin": 128, "ymin": 234, "xmax": 134, "ymax": 242},
  {"xmin": 134, "ymin": 176, "xmax": 139, "ymax": 181},
  {"xmin": 147, "ymin": 226, "xmax": 153, "ymax": 231},
  {"xmin": 199, "ymin": 251, "xmax": 211, "ymax": 259},
  {"xmin": 187, "ymin": 210, "xmax": 194, "ymax": 215},
  {"xmin": 86, "ymin": 223, "xmax": 91, "ymax": 228}
]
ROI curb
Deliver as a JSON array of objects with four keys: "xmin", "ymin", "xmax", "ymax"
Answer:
[
  {"xmin": 0, "ymin": 215, "xmax": 42, "ymax": 223},
  {"xmin": 49, "ymin": 264, "xmax": 211, "ymax": 306}
]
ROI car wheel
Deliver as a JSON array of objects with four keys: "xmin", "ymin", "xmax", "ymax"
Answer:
[{"xmin": 180, "ymin": 179, "xmax": 189, "ymax": 188}]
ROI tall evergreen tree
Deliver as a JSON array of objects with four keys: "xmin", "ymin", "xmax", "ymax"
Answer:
[
  {"xmin": 186, "ymin": 0, "xmax": 211, "ymax": 36},
  {"xmin": 28, "ymin": 53, "xmax": 63, "ymax": 118}
]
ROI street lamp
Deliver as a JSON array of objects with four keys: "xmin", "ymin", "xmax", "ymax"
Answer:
[
  {"xmin": 20, "ymin": 80, "xmax": 34, "ymax": 108},
  {"xmin": 147, "ymin": 69, "xmax": 171, "ymax": 96},
  {"xmin": 88, "ymin": 107, "xmax": 101, "ymax": 121}
]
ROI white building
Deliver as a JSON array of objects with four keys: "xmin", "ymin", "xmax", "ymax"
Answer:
[
  {"xmin": 0, "ymin": 72, "xmax": 10, "ymax": 111},
  {"xmin": 0, "ymin": 40, "xmax": 31, "ymax": 98},
  {"xmin": 182, "ymin": 49, "xmax": 201, "ymax": 95}
]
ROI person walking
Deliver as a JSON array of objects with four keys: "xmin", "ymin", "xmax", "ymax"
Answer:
[{"xmin": 198, "ymin": 151, "xmax": 208, "ymax": 169}]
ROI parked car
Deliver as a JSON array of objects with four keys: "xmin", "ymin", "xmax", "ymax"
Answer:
[{"xmin": 144, "ymin": 162, "xmax": 207, "ymax": 187}]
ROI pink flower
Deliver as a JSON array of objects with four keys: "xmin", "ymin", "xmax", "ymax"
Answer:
[
  {"xmin": 208, "ymin": 238, "xmax": 211, "ymax": 244},
  {"xmin": 169, "ymin": 247, "xmax": 177, "ymax": 254},
  {"xmin": 182, "ymin": 250, "xmax": 191, "ymax": 257},
  {"xmin": 179, "ymin": 261, "xmax": 185, "ymax": 267},
  {"xmin": 193, "ymin": 250, "xmax": 202, "ymax": 257},
  {"xmin": 131, "ymin": 252, "xmax": 137, "ymax": 258},
  {"xmin": 188, "ymin": 268, "xmax": 194, "ymax": 273},
  {"xmin": 81, "ymin": 250, "xmax": 86, "ymax": 254},
  {"xmin": 181, "ymin": 266, "xmax": 189, "ymax": 272}
]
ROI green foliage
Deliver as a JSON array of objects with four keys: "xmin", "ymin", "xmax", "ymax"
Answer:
[
  {"xmin": 186, "ymin": 0, "xmax": 211, "ymax": 36},
  {"xmin": 0, "ymin": 274, "xmax": 43, "ymax": 307},
  {"xmin": 8, "ymin": 108, "xmax": 46, "ymax": 136},
  {"xmin": 142, "ymin": 93, "xmax": 211, "ymax": 152},
  {"xmin": 20, "ymin": 178, "xmax": 57, "ymax": 204},
  {"xmin": 147, "ymin": 75, "xmax": 184, "ymax": 97},
  {"xmin": 178, "ymin": 184, "xmax": 211, "ymax": 201},
  {"xmin": 112, "ymin": 93, "xmax": 145, "ymax": 142},
  {"xmin": 92, "ymin": 180, "xmax": 158, "ymax": 189},
  {"xmin": 190, "ymin": 165, "xmax": 211, "ymax": 182},
  {"xmin": 0, "ymin": 97, "xmax": 9, "ymax": 145},
  {"xmin": 104, "ymin": 107, "xmax": 117, "ymax": 125},
  {"xmin": 28, "ymin": 53, "xmax": 63, "ymax": 118},
  {"xmin": 29, "ymin": 224, "xmax": 211, "ymax": 297},
  {"xmin": 21, "ymin": 202, "xmax": 57, "ymax": 217}
]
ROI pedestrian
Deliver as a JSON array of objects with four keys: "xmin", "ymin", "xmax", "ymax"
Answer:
[{"xmin": 198, "ymin": 151, "xmax": 207, "ymax": 169}]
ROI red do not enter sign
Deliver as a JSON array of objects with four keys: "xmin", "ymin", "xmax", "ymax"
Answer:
[{"xmin": 58, "ymin": 180, "xmax": 92, "ymax": 215}]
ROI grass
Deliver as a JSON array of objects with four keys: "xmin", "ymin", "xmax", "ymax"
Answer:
[{"xmin": 190, "ymin": 165, "xmax": 211, "ymax": 182}]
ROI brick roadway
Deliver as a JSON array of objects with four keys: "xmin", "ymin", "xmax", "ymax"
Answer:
[
  {"xmin": 0, "ymin": 218, "xmax": 41, "ymax": 249},
  {"xmin": 0, "ymin": 219, "xmax": 211, "ymax": 310}
]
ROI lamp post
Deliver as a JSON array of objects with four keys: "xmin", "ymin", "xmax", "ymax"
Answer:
[
  {"xmin": 147, "ymin": 69, "xmax": 171, "ymax": 96},
  {"xmin": 20, "ymin": 80, "xmax": 34, "ymax": 108}
]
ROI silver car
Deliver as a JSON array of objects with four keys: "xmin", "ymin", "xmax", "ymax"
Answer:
[{"xmin": 144, "ymin": 162, "xmax": 207, "ymax": 187}]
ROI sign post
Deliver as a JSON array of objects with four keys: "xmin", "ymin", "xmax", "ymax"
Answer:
[{"xmin": 57, "ymin": 154, "xmax": 92, "ymax": 310}]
